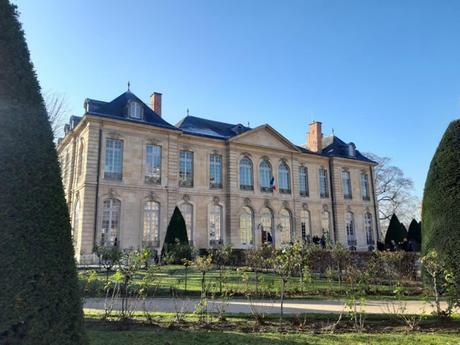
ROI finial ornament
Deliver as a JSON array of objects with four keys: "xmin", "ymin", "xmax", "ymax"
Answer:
[
  {"xmin": 187, "ymin": 108, "xmax": 190, "ymax": 116},
  {"xmin": 127, "ymin": 81, "xmax": 131, "ymax": 91}
]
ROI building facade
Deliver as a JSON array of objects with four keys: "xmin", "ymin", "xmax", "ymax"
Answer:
[{"xmin": 58, "ymin": 90, "xmax": 380, "ymax": 263}]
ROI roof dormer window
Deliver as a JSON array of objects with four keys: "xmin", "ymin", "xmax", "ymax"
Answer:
[{"xmin": 128, "ymin": 101, "xmax": 142, "ymax": 119}]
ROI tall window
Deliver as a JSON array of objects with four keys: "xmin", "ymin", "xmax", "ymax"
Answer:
[
  {"xmin": 342, "ymin": 170, "xmax": 352, "ymax": 199},
  {"xmin": 360, "ymin": 173, "xmax": 370, "ymax": 201},
  {"xmin": 179, "ymin": 203, "xmax": 193, "ymax": 244},
  {"xmin": 300, "ymin": 209, "xmax": 310, "ymax": 241},
  {"xmin": 209, "ymin": 204, "xmax": 223, "ymax": 245},
  {"xmin": 77, "ymin": 139, "xmax": 84, "ymax": 182},
  {"xmin": 179, "ymin": 151, "xmax": 193, "ymax": 187},
  {"xmin": 240, "ymin": 206, "xmax": 253, "ymax": 246},
  {"xmin": 104, "ymin": 138, "xmax": 123, "ymax": 180},
  {"xmin": 145, "ymin": 144, "xmax": 161, "ymax": 184},
  {"xmin": 345, "ymin": 212, "xmax": 356, "ymax": 247},
  {"xmin": 72, "ymin": 196, "xmax": 81, "ymax": 243},
  {"xmin": 319, "ymin": 168, "xmax": 329, "ymax": 198},
  {"xmin": 128, "ymin": 101, "xmax": 142, "ymax": 119},
  {"xmin": 259, "ymin": 160, "xmax": 272, "ymax": 192},
  {"xmin": 278, "ymin": 161, "xmax": 291, "ymax": 194},
  {"xmin": 260, "ymin": 208, "xmax": 274, "ymax": 244},
  {"xmin": 279, "ymin": 209, "xmax": 292, "ymax": 244},
  {"xmin": 299, "ymin": 166, "xmax": 309, "ymax": 197},
  {"xmin": 239, "ymin": 157, "xmax": 253, "ymax": 190},
  {"xmin": 64, "ymin": 151, "xmax": 70, "ymax": 187},
  {"xmin": 101, "ymin": 198, "xmax": 121, "ymax": 247},
  {"xmin": 321, "ymin": 210, "xmax": 330, "ymax": 237},
  {"xmin": 365, "ymin": 212, "xmax": 374, "ymax": 245},
  {"xmin": 209, "ymin": 154, "xmax": 222, "ymax": 188},
  {"xmin": 143, "ymin": 201, "xmax": 160, "ymax": 247}
]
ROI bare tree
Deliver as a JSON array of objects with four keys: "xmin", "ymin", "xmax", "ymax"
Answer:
[
  {"xmin": 364, "ymin": 153, "xmax": 419, "ymax": 229},
  {"xmin": 44, "ymin": 91, "xmax": 69, "ymax": 140}
]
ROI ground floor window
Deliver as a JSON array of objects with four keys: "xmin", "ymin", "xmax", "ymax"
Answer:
[
  {"xmin": 209, "ymin": 204, "xmax": 223, "ymax": 245},
  {"xmin": 179, "ymin": 202, "xmax": 193, "ymax": 244},
  {"xmin": 240, "ymin": 206, "xmax": 253, "ymax": 246},
  {"xmin": 101, "ymin": 198, "xmax": 121, "ymax": 247},
  {"xmin": 143, "ymin": 201, "xmax": 160, "ymax": 247},
  {"xmin": 279, "ymin": 208, "xmax": 292, "ymax": 245},
  {"xmin": 260, "ymin": 207, "xmax": 274, "ymax": 244}
]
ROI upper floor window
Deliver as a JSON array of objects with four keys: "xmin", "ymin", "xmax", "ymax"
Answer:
[
  {"xmin": 145, "ymin": 144, "xmax": 161, "ymax": 184},
  {"xmin": 240, "ymin": 206, "xmax": 254, "ymax": 246},
  {"xmin": 143, "ymin": 201, "xmax": 160, "ymax": 247},
  {"xmin": 128, "ymin": 101, "xmax": 142, "ymax": 119},
  {"xmin": 239, "ymin": 157, "xmax": 253, "ymax": 190},
  {"xmin": 259, "ymin": 159, "xmax": 272, "ymax": 192},
  {"xmin": 104, "ymin": 138, "xmax": 123, "ymax": 180},
  {"xmin": 278, "ymin": 161, "xmax": 291, "ymax": 194},
  {"xmin": 319, "ymin": 168, "xmax": 329, "ymax": 198},
  {"xmin": 345, "ymin": 212, "xmax": 356, "ymax": 247},
  {"xmin": 365, "ymin": 212, "xmax": 374, "ymax": 246},
  {"xmin": 209, "ymin": 154, "xmax": 222, "ymax": 189},
  {"xmin": 360, "ymin": 173, "xmax": 370, "ymax": 201},
  {"xmin": 342, "ymin": 170, "xmax": 352, "ymax": 199},
  {"xmin": 299, "ymin": 166, "xmax": 309, "ymax": 197},
  {"xmin": 179, "ymin": 150, "xmax": 193, "ymax": 187},
  {"xmin": 209, "ymin": 204, "xmax": 223, "ymax": 246},
  {"xmin": 101, "ymin": 198, "xmax": 121, "ymax": 247}
]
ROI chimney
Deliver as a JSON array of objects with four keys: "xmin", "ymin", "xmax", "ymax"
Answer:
[
  {"xmin": 150, "ymin": 92, "xmax": 162, "ymax": 117},
  {"xmin": 307, "ymin": 121, "xmax": 322, "ymax": 153}
]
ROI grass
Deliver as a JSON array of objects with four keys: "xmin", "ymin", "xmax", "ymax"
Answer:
[
  {"xmin": 88, "ymin": 329, "xmax": 460, "ymax": 345},
  {"xmin": 79, "ymin": 264, "xmax": 425, "ymax": 300}
]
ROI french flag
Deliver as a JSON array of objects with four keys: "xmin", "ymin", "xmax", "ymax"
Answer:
[{"xmin": 270, "ymin": 176, "xmax": 276, "ymax": 191}]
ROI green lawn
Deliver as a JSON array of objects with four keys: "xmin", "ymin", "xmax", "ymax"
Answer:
[
  {"xmin": 88, "ymin": 329, "xmax": 459, "ymax": 345},
  {"xmin": 79, "ymin": 264, "xmax": 424, "ymax": 299}
]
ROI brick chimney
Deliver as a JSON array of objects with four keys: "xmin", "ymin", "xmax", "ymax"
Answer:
[
  {"xmin": 150, "ymin": 92, "xmax": 162, "ymax": 117},
  {"xmin": 307, "ymin": 121, "xmax": 322, "ymax": 153}
]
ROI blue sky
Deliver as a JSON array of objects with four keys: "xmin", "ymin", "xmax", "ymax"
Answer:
[{"xmin": 14, "ymin": 0, "xmax": 460, "ymax": 197}]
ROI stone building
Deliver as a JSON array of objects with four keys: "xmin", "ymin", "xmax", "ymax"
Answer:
[{"xmin": 57, "ymin": 89, "xmax": 380, "ymax": 263}]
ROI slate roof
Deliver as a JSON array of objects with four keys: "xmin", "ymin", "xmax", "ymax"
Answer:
[
  {"xmin": 176, "ymin": 115, "xmax": 251, "ymax": 139},
  {"xmin": 321, "ymin": 135, "xmax": 375, "ymax": 163},
  {"xmin": 84, "ymin": 91, "xmax": 179, "ymax": 131}
]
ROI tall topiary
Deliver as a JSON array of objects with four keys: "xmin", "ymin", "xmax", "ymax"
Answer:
[
  {"xmin": 384, "ymin": 214, "xmax": 406, "ymax": 249},
  {"xmin": 0, "ymin": 1, "xmax": 86, "ymax": 344},
  {"xmin": 422, "ymin": 119, "xmax": 460, "ymax": 299},
  {"xmin": 407, "ymin": 219, "xmax": 421, "ymax": 251},
  {"xmin": 161, "ymin": 207, "xmax": 190, "ymax": 263}
]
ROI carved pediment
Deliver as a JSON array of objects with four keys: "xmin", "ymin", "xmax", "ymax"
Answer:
[{"xmin": 231, "ymin": 125, "xmax": 299, "ymax": 152}]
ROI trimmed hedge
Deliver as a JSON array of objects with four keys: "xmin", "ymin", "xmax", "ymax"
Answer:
[
  {"xmin": 0, "ymin": 1, "xmax": 86, "ymax": 344},
  {"xmin": 422, "ymin": 119, "xmax": 460, "ymax": 297}
]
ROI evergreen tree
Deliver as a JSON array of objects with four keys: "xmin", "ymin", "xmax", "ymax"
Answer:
[
  {"xmin": 384, "ymin": 214, "xmax": 406, "ymax": 249},
  {"xmin": 422, "ymin": 119, "xmax": 460, "ymax": 298},
  {"xmin": 407, "ymin": 219, "xmax": 422, "ymax": 250},
  {"xmin": 163, "ymin": 207, "xmax": 189, "ymax": 246},
  {"xmin": 0, "ymin": 1, "xmax": 86, "ymax": 344}
]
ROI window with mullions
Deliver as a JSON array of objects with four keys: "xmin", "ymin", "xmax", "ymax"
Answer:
[
  {"xmin": 143, "ymin": 201, "xmax": 160, "ymax": 247},
  {"xmin": 342, "ymin": 170, "xmax": 352, "ymax": 199},
  {"xmin": 361, "ymin": 173, "xmax": 370, "ymax": 201},
  {"xmin": 209, "ymin": 154, "xmax": 222, "ymax": 189},
  {"xmin": 299, "ymin": 166, "xmax": 309, "ymax": 197},
  {"xmin": 145, "ymin": 144, "xmax": 161, "ymax": 184},
  {"xmin": 239, "ymin": 157, "xmax": 253, "ymax": 190},
  {"xmin": 179, "ymin": 150, "xmax": 193, "ymax": 187},
  {"xmin": 278, "ymin": 161, "xmax": 291, "ymax": 194},
  {"xmin": 319, "ymin": 168, "xmax": 329, "ymax": 198},
  {"xmin": 259, "ymin": 159, "xmax": 272, "ymax": 192},
  {"xmin": 101, "ymin": 198, "xmax": 121, "ymax": 247},
  {"xmin": 104, "ymin": 138, "xmax": 123, "ymax": 180}
]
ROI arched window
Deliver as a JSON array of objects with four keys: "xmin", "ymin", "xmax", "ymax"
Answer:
[
  {"xmin": 278, "ymin": 161, "xmax": 291, "ymax": 194},
  {"xmin": 260, "ymin": 207, "xmax": 274, "ymax": 244},
  {"xmin": 179, "ymin": 202, "xmax": 193, "ymax": 244},
  {"xmin": 72, "ymin": 196, "xmax": 81, "ymax": 243},
  {"xmin": 279, "ymin": 209, "xmax": 292, "ymax": 244},
  {"xmin": 239, "ymin": 157, "xmax": 253, "ymax": 190},
  {"xmin": 209, "ymin": 204, "xmax": 223, "ymax": 245},
  {"xmin": 128, "ymin": 101, "xmax": 142, "ymax": 119},
  {"xmin": 240, "ymin": 206, "xmax": 254, "ymax": 246},
  {"xmin": 321, "ymin": 210, "xmax": 330, "ymax": 237},
  {"xmin": 300, "ymin": 209, "xmax": 311, "ymax": 241},
  {"xmin": 143, "ymin": 201, "xmax": 160, "ymax": 247},
  {"xmin": 101, "ymin": 198, "xmax": 121, "ymax": 247},
  {"xmin": 259, "ymin": 160, "xmax": 272, "ymax": 192},
  {"xmin": 346, "ymin": 212, "xmax": 356, "ymax": 247},
  {"xmin": 364, "ymin": 212, "xmax": 374, "ymax": 246}
]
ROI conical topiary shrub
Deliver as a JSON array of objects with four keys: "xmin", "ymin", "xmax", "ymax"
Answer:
[
  {"xmin": 384, "ymin": 214, "xmax": 406, "ymax": 249},
  {"xmin": 0, "ymin": 1, "xmax": 86, "ymax": 344},
  {"xmin": 422, "ymin": 119, "xmax": 460, "ymax": 296},
  {"xmin": 161, "ymin": 207, "xmax": 191, "ymax": 263}
]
